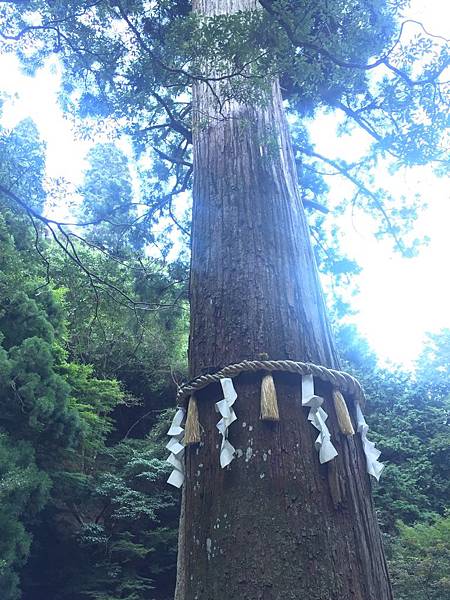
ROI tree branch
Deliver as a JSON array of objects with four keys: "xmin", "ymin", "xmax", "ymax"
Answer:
[
  {"xmin": 0, "ymin": 183, "xmax": 185, "ymax": 311},
  {"xmin": 300, "ymin": 148, "xmax": 407, "ymax": 254},
  {"xmin": 258, "ymin": 2, "xmax": 449, "ymax": 85}
]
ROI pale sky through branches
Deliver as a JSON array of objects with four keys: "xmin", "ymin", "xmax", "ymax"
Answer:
[{"xmin": 0, "ymin": 0, "xmax": 448, "ymax": 368}]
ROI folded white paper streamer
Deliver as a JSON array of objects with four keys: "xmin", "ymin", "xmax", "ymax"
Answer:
[
  {"xmin": 356, "ymin": 404, "xmax": 384, "ymax": 481},
  {"xmin": 166, "ymin": 408, "xmax": 186, "ymax": 488},
  {"xmin": 215, "ymin": 378, "xmax": 238, "ymax": 468},
  {"xmin": 302, "ymin": 374, "xmax": 338, "ymax": 464}
]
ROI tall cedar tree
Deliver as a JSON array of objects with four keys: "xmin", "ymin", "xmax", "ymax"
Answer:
[{"xmin": 177, "ymin": 1, "xmax": 391, "ymax": 598}]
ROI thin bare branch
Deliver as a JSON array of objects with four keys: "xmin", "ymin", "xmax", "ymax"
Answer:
[{"xmin": 300, "ymin": 147, "xmax": 407, "ymax": 254}]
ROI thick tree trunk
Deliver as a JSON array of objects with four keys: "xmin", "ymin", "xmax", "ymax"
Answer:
[{"xmin": 175, "ymin": 1, "xmax": 393, "ymax": 599}]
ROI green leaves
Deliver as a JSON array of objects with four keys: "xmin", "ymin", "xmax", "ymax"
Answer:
[
  {"xmin": 38, "ymin": 435, "xmax": 179, "ymax": 600},
  {"xmin": 338, "ymin": 324, "xmax": 450, "ymax": 533},
  {"xmin": 338, "ymin": 324, "xmax": 450, "ymax": 596},
  {"xmin": 390, "ymin": 515, "xmax": 450, "ymax": 600},
  {"xmin": 0, "ymin": 133, "xmax": 184, "ymax": 598},
  {"xmin": 0, "ymin": 433, "xmax": 51, "ymax": 600}
]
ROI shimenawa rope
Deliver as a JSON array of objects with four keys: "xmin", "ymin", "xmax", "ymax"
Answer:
[{"xmin": 176, "ymin": 359, "xmax": 365, "ymax": 407}]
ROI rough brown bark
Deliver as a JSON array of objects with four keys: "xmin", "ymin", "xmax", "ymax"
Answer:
[{"xmin": 175, "ymin": 1, "xmax": 393, "ymax": 599}]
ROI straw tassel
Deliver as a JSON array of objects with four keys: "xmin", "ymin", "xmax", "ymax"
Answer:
[
  {"xmin": 333, "ymin": 389, "xmax": 355, "ymax": 435},
  {"xmin": 260, "ymin": 372, "xmax": 279, "ymax": 421},
  {"xmin": 184, "ymin": 395, "xmax": 201, "ymax": 445}
]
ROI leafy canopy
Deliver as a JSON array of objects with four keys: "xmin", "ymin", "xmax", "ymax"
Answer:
[{"xmin": 0, "ymin": 0, "xmax": 447, "ymax": 281}]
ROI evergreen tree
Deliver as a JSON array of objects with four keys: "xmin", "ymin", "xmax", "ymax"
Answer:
[
  {"xmin": 0, "ymin": 117, "xmax": 181, "ymax": 599},
  {"xmin": 79, "ymin": 143, "xmax": 143, "ymax": 256},
  {"xmin": 389, "ymin": 515, "xmax": 450, "ymax": 600},
  {"xmin": 337, "ymin": 324, "xmax": 450, "ymax": 533},
  {"xmin": 0, "ymin": 108, "xmax": 188, "ymax": 599},
  {"xmin": 0, "ymin": 208, "xmax": 80, "ymax": 599}
]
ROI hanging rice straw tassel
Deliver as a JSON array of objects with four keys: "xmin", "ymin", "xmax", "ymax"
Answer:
[
  {"xmin": 260, "ymin": 373, "xmax": 279, "ymax": 421},
  {"xmin": 184, "ymin": 395, "xmax": 201, "ymax": 445},
  {"xmin": 333, "ymin": 389, "xmax": 355, "ymax": 435}
]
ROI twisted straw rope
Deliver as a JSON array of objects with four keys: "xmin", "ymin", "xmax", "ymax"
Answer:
[{"xmin": 176, "ymin": 360, "xmax": 365, "ymax": 407}]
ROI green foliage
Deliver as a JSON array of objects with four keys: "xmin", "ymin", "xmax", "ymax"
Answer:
[
  {"xmin": 389, "ymin": 515, "xmax": 450, "ymax": 600},
  {"xmin": 370, "ymin": 371, "xmax": 449, "ymax": 530},
  {"xmin": 1, "ymin": 0, "xmax": 446, "ymax": 266},
  {"xmin": 23, "ymin": 416, "xmax": 179, "ymax": 600},
  {"xmin": 0, "ymin": 115, "xmax": 184, "ymax": 599},
  {"xmin": 63, "ymin": 361, "xmax": 124, "ymax": 459},
  {"xmin": 416, "ymin": 329, "xmax": 450, "ymax": 397},
  {"xmin": 338, "ymin": 324, "xmax": 450, "ymax": 595},
  {"xmin": 0, "ymin": 253, "xmax": 179, "ymax": 599},
  {"xmin": 0, "ymin": 433, "xmax": 50, "ymax": 600},
  {"xmin": 0, "ymin": 213, "xmax": 81, "ymax": 448},
  {"xmin": 338, "ymin": 324, "xmax": 450, "ymax": 533},
  {"xmin": 0, "ymin": 208, "xmax": 78, "ymax": 598},
  {"xmin": 0, "ymin": 118, "xmax": 46, "ymax": 211},
  {"xmin": 42, "ymin": 240, "xmax": 189, "ymax": 454},
  {"xmin": 79, "ymin": 143, "xmax": 145, "ymax": 255}
]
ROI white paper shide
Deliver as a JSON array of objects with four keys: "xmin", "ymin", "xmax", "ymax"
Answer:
[
  {"xmin": 215, "ymin": 378, "xmax": 238, "ymax": 468},
  {"xmin": 165, "ymin": 372, "xmax": 383, "ymax": 487},
  {"xmin": 356, "ymin": 404, "xmax": 384, "ymax": 481},
  {"xmin": 302, "ymin": 374, "xmax": 338, "ymax": 464},
  {"xmin": 166, "ymin": 408, "xmax": 186, "ymax": 488}
]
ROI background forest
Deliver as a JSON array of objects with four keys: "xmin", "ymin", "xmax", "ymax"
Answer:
[{"xmin": 0, "ymin": 0, "xmax": 449, "ymax": 599}]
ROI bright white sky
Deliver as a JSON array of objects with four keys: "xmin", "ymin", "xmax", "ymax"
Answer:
[{"xmin": 0, "ymin": 0, "xmax": 448, "ymax": 369}]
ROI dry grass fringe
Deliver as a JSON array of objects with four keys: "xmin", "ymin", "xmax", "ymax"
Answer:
[
  {"xmin": 260, "ymin": 373, "xmax": 280, "ymax": 421},
  {"xmin": 184, "ymin": 395, "xmax": 201, "ymax": 444},
  {"xmin": 333, "ymin": 389, "xmax": 355, "ymax": 435}
]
